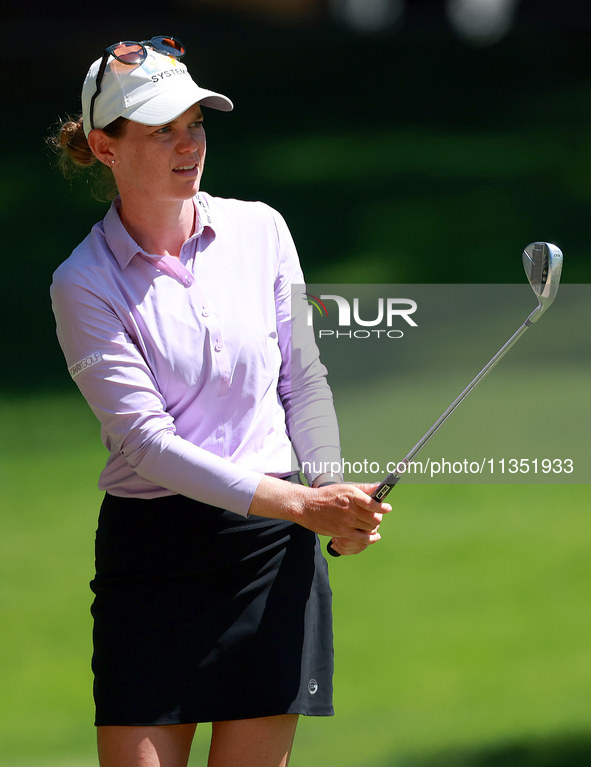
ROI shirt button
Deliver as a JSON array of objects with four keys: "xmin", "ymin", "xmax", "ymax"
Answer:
[
  {"xmin": 222, "ymin": 373, "xmax": 230, "ymax": 382},
  {"xmin": 214, "ymin": 341, "xmax": 223, "ymax": 352},
  {"xmin": 183, "ymin": 277, "xmax": 192, "ymax": 288},
  {"xmin": 202, "ymin": 308, "xmax": 209, "ymax": 317}
]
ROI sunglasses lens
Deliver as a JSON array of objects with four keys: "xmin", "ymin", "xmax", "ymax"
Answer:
[
  {"xmin": 151, "ymin": 36, "xmax": 186, "ymax": 57},
  {"xmin": 111, "ymin": 42, "xmax": 145, "ymax": 64}
]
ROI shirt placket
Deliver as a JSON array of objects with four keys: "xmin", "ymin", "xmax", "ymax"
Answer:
[{"xmin": 141, "ymin": 253, "xmax": 233, "ymax": 398}]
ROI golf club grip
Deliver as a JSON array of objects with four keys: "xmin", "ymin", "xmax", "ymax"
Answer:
[{"xmin": 326, "ymin": 475, "xmax": 402, "ymax": 557}]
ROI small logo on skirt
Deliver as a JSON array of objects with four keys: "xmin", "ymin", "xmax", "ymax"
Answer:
[{"xmin": 308, "ymin": 679, "xmax": 319, "ymax": 694}]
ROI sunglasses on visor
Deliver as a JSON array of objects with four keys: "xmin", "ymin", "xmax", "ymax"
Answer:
[{"xmin": 88, "ymin": 36, "xmax": 186, "ymax": 131}]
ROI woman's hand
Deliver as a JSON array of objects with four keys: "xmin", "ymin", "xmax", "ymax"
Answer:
[{"xmin": 249, "ymin": 477, "xmax": 391, "ymax": 556}]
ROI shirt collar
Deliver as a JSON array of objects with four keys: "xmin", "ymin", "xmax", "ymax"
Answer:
[{"xmin": 103, "ymin": 193, "xmax": 217, "ymax": 270}]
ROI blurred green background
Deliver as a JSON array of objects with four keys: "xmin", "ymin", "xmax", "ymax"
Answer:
[
  {"xmin": 311, "ymin": 284, "xmax": 590, "ymax": 483},
  {"xmin": 1, "ymin": 1, "xmax": 590, "ymax": 765}
]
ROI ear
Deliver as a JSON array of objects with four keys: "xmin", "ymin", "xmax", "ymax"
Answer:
[{"xmin": 87, "ymin": 129, "xmax": 117, "ymax": 167}]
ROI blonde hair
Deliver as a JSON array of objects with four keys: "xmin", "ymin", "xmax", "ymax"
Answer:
[{"xmin": 47, "ymin": 115, "xmax": 128, "ymax": 202}]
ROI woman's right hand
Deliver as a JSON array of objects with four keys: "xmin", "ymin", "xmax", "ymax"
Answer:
[{"xmin": 249, "ymin": 477, "xmax": 391, "ymax": 555}]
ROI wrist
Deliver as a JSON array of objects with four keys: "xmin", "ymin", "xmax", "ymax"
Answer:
[{"xmin": 248, "ymin": 474, "xmax": 307, "ymax": 522}]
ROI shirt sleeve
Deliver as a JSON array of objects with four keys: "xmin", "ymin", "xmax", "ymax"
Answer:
[
  {"xmin": 269, "ymin": 208, "xmax": 343, "ymax": 484},
  {"xmin": 50, "ymin": 266, "xmax": 262, "ymax": 516}
]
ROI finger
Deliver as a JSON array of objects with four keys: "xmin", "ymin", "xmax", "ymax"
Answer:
[
  {"xmin": 340, "ymin": 512, "xmax": 382, "ymax": 533},
  {"xmin": 350, "ymin": 485, "xmax": 392, "ymax": 513},
  {"xmin": 352, "ymin": 482, "xmax": 381, "ymax": 494},
  {"xmin": 339, "ymin": 528, "xmax": 381, "ymax": 547},
  {"xmin": 329, "ymin": 537, "xmax": 356, "ymax": 556},
  {"xmin": 326, "ymin": 539, "xmax": 341, "ymax": 557},
  {"xmin": 348, "ymin": 496, "xmax": 388, "ymax": 531},
  {"xmin": 331, "ymin": 531, "xmax": 382, "ymax": 556}
]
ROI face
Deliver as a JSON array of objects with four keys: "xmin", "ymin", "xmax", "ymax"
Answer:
[{"xmin": 108, "ymin": 104, "xmax": 206, "ymax": 204}]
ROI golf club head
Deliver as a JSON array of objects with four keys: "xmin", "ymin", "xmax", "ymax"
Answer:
[{"xmin": 522, "ymin": 242, "xmax": 563, "ymax": 323}]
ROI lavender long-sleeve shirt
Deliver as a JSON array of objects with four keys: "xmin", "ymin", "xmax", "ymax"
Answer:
[{"xmin": 50, "ymin": 193, "xmax": 341, "ymax": 517}]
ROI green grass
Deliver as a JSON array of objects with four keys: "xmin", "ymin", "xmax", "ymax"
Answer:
[
  {"xmin": 1, "ymin": 392, "xmax": 590, "ymax": 767},
  {"xmin": 0, "ymin": 393, "xmax": 103, "ymax": 765}
]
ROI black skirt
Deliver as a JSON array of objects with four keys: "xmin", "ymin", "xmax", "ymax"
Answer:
[{"xmin": 90, "ymin": 491, "xmax": 334, "ymax": 726}]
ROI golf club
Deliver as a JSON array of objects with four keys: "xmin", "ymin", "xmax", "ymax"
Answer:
[{"xmin": 327, "ymin": 241, "xmax": 563, "ymax": 557}]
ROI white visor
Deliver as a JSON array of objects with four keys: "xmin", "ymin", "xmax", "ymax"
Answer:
[{"xmin": 82, "ymin": 47, "xmax": 233, "ymax": 136}]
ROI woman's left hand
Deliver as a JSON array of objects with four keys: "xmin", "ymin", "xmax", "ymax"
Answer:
[{"xmin": 249, "ymin": 477, "xmax": 390, "ymax": 555}]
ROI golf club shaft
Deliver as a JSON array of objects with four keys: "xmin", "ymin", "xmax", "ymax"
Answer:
[{"xmin": 327, "ymin": 306, "xmax": 538, "ymax": 557}]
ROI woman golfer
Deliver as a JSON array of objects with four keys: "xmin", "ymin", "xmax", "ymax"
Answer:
[{"xmin": 50, "ymin": 36, "xmax": 390, "ymax": 767}]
